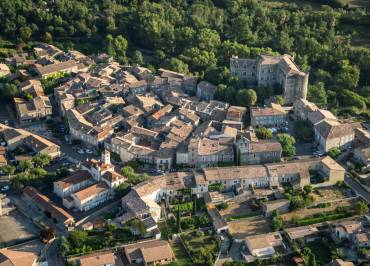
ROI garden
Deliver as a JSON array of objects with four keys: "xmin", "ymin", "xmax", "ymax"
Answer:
[{"xmin": 180, "ymin": 230, "xmax": 220, "ymax": 266}]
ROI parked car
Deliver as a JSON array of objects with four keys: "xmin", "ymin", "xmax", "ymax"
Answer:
[
  {"xmin": 77, "ymin": 149, "xmax": 85, "ymax": 154},
  {"xmin": 85, "ymin": 149, "xmax": 93, "ymax": 154},
  {"xmin": 1, "ymin": 185, "xmax": 10, "ymax": 192}
]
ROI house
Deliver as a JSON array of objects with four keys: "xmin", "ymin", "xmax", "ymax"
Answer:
[
  {"xmin": 23, "ymin": 186, "xmax": 74, "ymax": 227},
  {"xmin": 196, "ymin": 81, "xmax": 217, "ymax": 101},
  {"xmin": 354, "ymin": 127, "xmax": 370, "ymax": 146},
  {"xmin": 14, "ymin": 96, "xmax": 52, "ymax": 124},
  {"xmin": 293, "ymin": 99, "xmax": 318, "ymax": 120},
  {"xmin": 207, "ymin": 204, "xmax": 228, "ymax": 234},
  {"xmin": 123, "ymin": 240, "xmax": 175, "ymax": 265},
  {"xmin": 354, "ymin": 145, "xmax": 370, "ymax": 169},
  {"xmin": 237, "ymin": 134, "xmax": 282, "ymax": 165},
  {"xmin": 34, "ymin": 60, "xmax": 79, "ymax": 78},
  {"xmin": 250, "ymin": 103, "xmax": 287, "ymax": 128},
  {"xmin": 262, "ymin": 199, "xmax": 290, "ymax": 217},
  {"xmin": 284, "ymin": 225, "xmax": 322, "ymax": 243},
  {"xmin": 75, "ymin": 251, "xmax": 122, "ymax": 266},
  {"xmin": 192, "ymin": 157, "xmax": 344, "ymax": 195},
  {"xmin": 244, "ymin": 232, "xmax": 285, "ymax": 258},
  {"xmin": 69, "ymin": 182, "xmax": 111, "ymax": 211},
  {"xmin": 66, "ymin": 109, "xmax": 114, "ymax": 147},
  {"xmin": 314, "ymin": 120, "xmax": 355, "ymax": 152},
  {"xmin": 308, "ymin": 109, "xmax": 337, "ymax": 125},
  {"xmin": 352, "ymin": 230, "xmax": 370, "ymax": 248},
  {"xmin": 53, "ymin": 170, "xmax": 93, "ymax": 198},
  {"xmin": 0, "ymin": 246, "xmax": 39, "ymax": 266},
  {"xmin": 230, "ymin": 54, "xmax": 308, "ymax": 104},
  {"xmin": 0, "ymin": 124, "xmax": 60, "ymax": 158},
  {"xmin": 0, "ymin": 63, "xmax": 10, "ymax": 77},
  {"xmin": 331, "ymin": 220, "xmax": 362, "ymax": 241},
  {"xmin": 226, "ymin": 106, "xmax": 247, "ymax": 122},
  {"xmin": 186, "ymin": 137, "xmax": 234, "ymax": 168}
]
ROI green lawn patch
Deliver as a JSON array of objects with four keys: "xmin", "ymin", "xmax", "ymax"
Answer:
[{"xmin": 227, "ymin": 211, "xmax": 260, "ymax": 221}]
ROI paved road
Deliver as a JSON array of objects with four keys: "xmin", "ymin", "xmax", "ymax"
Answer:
[
  {"xmin": 344, "ymin": 175, "xmax": 370, "ymax": 203},
  {"xmin": 46, "ymin": 239, "xmax": 64, "ymax": 266},
  {"xmin": 215, "ymin": 242, "xmax": 242, "ymax": 266}
]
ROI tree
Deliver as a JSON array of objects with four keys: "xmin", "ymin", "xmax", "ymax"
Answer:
[
  {"xmin": 132, "ymin": 50, "xmax": 144, "ymax": 66},
  {"xmin": 307, "ymin": 82, "xmax": 327, "ymax": 106},
  {"xmin": 130, "ymin": 218, "xmax": 146, "ymax": 235},
  {"xmin": 113, "ymin": 35, "xmax": 128, "ymax": 61},
  {"xmin": 303, "ymin": 185, "xmax": 313, "ymax": 194},
  {"xmin": 335, "ymin": 60, "xmax": 360, "ymax": 89},
  {"xmin": 68, "ymin": 230, "xmax": 88, "ymax": 249},
  {"xmin": 44, "ymin": 32, "xmax": 53, "ymax": 43},
  {"xmin": 19, "ymin": 26, "xmax": 32, "ymax": 41},
  {"xmin": 277, "ymin": 134, "xmax": 296, "ymax": 157},
  {"xmin": 290, "ymin": 195, "xmax": 306, "ymax": 210},
  {"xmin": 32, "ymin": 154, "xmax": 52, "ymax": 167},
  {"xmin": 236, "ymin": 89, "xmax": 257, "ymax": 107},
  {"xmin": 115, "ymin": 182, "xmax": 130, "ymax": 197},
  {"xmin": 0, "ymin": 165, "xmax": 15, "ymax": 176},
  {"xmin": 163, "ymin": 57, "xmax": 189, "ymax": 74},
  {"xmin": 308, "ymin": 253, "xmax": 317, "ymax": 266},
  {"xmin": 18, "ymin": 160, "xmax": 33, "ymax": 172},
  {"xmin": 256, "ymin": 127, "xmax": 272, "ymax": 139},
  {"xmin": 355, "ymin": 201, "xmax": 369, "ymax": 215},
  {"xmin": 275, "ymin": 95, "xmax": 284, "ymax": 105},
  {"xmin": 328, "ymin": 147, "xmax": 341, "ymax": 159},
  {"xmin": 0, "ymin": 83, "xmax": 20, "ymax": 100},
  {"xmin": 272, "ymin": 215, "xmax": 283, "ymax": 231},
  {"xmin": 59, "ymin": 236, "xmax": 70, "ymax": 256},
  {"xmin": 121, "ymin": 166, "xmax": 135, "ymax": 177}
]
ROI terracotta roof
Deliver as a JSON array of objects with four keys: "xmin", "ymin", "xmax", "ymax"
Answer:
[
  {"xmin": 36, "ymin": 60, "xmax": 77, "ymax": 76},
  {"xmin": 124, "ymin": 240, "xmax": 175, "ymax": 264},
  {"xmin": 23, "ymin": 186, "xmax": 74, "ymax": 225},
  {"xmin": 0, "ymin": 248, "xmax": 38, "ymax": 266},
  {"xmin": 245, "ymin": 232, "xmax": 282, "ymax": 250},
  {"xmin": 308, "ymin": 109, "xmax": 337, "ymax": 125},
  {"xmin": 78, "ymin": 251, "xmax": 115, "ymax": 266},
  {"xmin": 251, "ymin": 105, "xmax": 286, "ymax": 117},
  {"xmin": 321, "ymin": 156, "xmax": 345, "ymax": 171},
  {"xmin": 55, "ymin": 170, "xmax": 92, "ymax": 190},
  {"xmin": 72, "ymin": 182, "xmax": 109, "ymax": 202}
]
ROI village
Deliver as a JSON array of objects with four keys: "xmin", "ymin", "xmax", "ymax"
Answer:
[{"xmin": 0, "ymin": 43, "xmax": 369, "ymax": 266}]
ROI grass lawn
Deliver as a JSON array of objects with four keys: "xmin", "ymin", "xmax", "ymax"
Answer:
[
  {"xmin": 172, "ymin": 241, "xmax": 192, "ymax": 266},
  {"xmin": 307, "ymin": 240, "xmax": 332, "ymax": 265}
]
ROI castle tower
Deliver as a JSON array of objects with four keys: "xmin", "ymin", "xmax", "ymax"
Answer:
[{"xmin": 101, "ymin": 149, "xmax": 111, "ymax": 165}]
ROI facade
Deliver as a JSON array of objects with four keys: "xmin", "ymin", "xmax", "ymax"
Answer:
[
  {"xmin": 14, "ymin": 96, "xmax": 52, "ymax": 124},
  {"xmin": 192, "ymin": 156, "xmax": 344, "ymax": 195},
  {"xmin": 196, "ymin": 81, "xmax": 217, "ymax": 101},
  {"xmin": 354, "ymin": 145, "xmax": 370, "ymax": 168},
  {"xmin": 230, "ymin": 54, "xmax": 309, "ymax": 104},
  {"xmin": 237, "ymin": 136, "xmax": 282, "ymax": 165},
  {"xmin": 314, "ymin": 120, "xmax": 355, "ymax": 152},
  {"xmin": 70, "ymin": 182, "xmax": 111, "ymax": 211},
  {"xmin": 53, "ymin": 170, "xmax": 93, "ymax": 198},
  {"xmin": 250, "ymin": 104, "xmax": 287, "ymax": 128},
  {"xmin": 293, "ymin": 98, "xmax": 318, "ymax": 120}
]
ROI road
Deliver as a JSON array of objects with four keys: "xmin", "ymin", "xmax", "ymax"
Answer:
[
  {"xmin": 344, "ymin": 175, "xmax": 370, "ymax": 203},
  {"xmin": 45, "ymin": 239, "xmax": 64, "ymax": 266}
]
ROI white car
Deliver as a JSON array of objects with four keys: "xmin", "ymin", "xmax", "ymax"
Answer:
[
  {"xmin": 0, "ymin": 142, "xmax": 6, "ymax": 146},
  {"xmin": 1, "ymin": 185, "xmax": 10, "ymax": 192},
  {"xmin": 85, "ymin": 149, "xmax": 93, "ymax": 154},
  {"xmin": 77, "ymin": 149, "xmax": 85, "ymax": 154}
]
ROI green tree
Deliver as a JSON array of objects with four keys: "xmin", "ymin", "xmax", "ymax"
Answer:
[
  {"xmin": 277, "ymin": 134, "xmax": 296, "ymax": 157},
  {"xmin": 176, "ymin": 209, "xmax": 181, "ymax": 233},
  {"xmin": 113, "ymin": 35, "xmax": 128, "ymax": 61},
  {"xmin": 32, "ymin": 154, "xmax": 52, "ymax": 167},
  {"xmin": 355, "ymin": 201, "xmax": 369, "ymax": 215},
  {"xmin": 18, "ymin": 160, "xmax": 33, "ymax": 172},
  {"xmin": 335, "ymin": 60, "xmax": 360, "ymax": 89},
  {"xmin": 0, "ymin": 165, "xmax": 15, "ymax": 176},
  {"xmin": 163, "ymin": 57, "xmax": 189, "ymax": 74},
  {"xmin": 236, "ymin": 89, "xmax": 257, "ymax": 107},
  {"xmin": 132, "ymin": 50, "xmax": 144, "ymax": 66},
  {"xmin": 44, "ymin": 32, "xmax": 53, "ymax": 43},
  {"xmin": 328, "ymin": 147, "xmax": 341, "ymax": 159},
  {"xmin": 58, "ymin": 236, "xmax": 70, "ymax": 256},
  {"xmin": 307, "ymin": 82, "xmax": 327, "ymax": 106},
  {"xmin": 308, "ymin": 253, "xmax": 317, "ymax": 266},
  {"xmin": 275, "ymin": 95, "xmax": 284, "ymax": 105},
  {"xmin": 68, "ymin": 230, "xmax": 88, "ymax": 249},
  {"xmin": 19, "ymin": 26, "xmax": 32, "ymax": 41},
  {"xmin": 256, "ymin": 127, "xmax": 273, "ymax": 139}
]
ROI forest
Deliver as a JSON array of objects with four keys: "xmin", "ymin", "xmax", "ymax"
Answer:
[{"xmin": 0, "ymin": 0, "xmax": 369, "ymax": 118}]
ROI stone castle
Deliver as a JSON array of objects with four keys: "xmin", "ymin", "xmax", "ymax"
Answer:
[{"xmin": 230, "ymin": 54, "xmax": 308, "ymax": 104}]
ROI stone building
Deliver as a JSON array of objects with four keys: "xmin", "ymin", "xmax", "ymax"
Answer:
[{"xmin": 230, "ymin": 54, "xmax": 308, "ymax": 104}]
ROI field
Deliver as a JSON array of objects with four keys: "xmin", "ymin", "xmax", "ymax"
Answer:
[
  {"xmin": 313, "ymin": 186, "xmax": 348, "ymax": 202},
  {"xmin": 228, "ymin": 216, "xmax": 271, "ymax": 239},
  {"xmin": 219, "ymin": 201, "xmax": 257, "ymax": 220}
]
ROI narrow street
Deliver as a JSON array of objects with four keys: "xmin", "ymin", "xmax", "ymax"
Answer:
[{"xmin": 344, "ymin": 175, "xmax": 370, "ymax": 203}]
